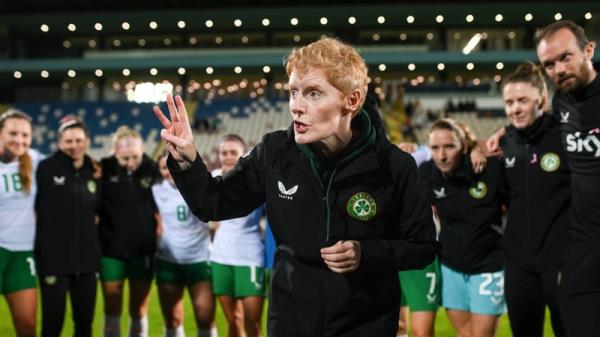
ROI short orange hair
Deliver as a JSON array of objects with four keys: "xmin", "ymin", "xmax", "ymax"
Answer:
[{"xmin": 285, "ymin": 37, "xmax": 368, "ymax": 113}]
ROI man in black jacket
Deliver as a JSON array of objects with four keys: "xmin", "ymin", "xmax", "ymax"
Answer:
[
  {"xmin": 535, "ymin": 20, "xmax": 600, "ymax": 336},
  {"xmin": 154, "ymin": 37, "xmax": 438, "ymax": 337},
  {"xmin": 35, "ymin": 116, "xmax": 101, "ymax": 337},
  {"xmin": 488, "ymin": 20, "xmax": 600, "ymax": 337}
]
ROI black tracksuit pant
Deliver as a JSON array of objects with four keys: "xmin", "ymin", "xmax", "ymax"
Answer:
[
  {"xmin": 39, "ymin": 273, "xmax": 97, "ymax": 337},
  {"xmin": 559, "ymin": 240, "xmax": 600, "ymax": 337},
  {"xmin": 505, "ymin": 262, "xmax": 566, "ymax": 337}
]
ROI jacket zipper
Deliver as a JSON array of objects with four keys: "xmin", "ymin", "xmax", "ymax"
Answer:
[{"xmin": 324, "ymin": 167, "xmax": 337, "ymax": 244}]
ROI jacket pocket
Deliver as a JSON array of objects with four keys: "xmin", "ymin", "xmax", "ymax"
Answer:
[{"xmin": 269, "ymin": 245, "xmax": 322, "ymax": 335}]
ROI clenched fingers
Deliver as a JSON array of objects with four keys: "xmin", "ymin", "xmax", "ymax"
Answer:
[{"xmin": 320, "ymin": 240, "xmax": 361, "ymax": 273}]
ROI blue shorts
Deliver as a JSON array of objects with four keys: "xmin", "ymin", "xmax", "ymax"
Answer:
[{"xmin": 441, "ymin": 263, "xmax": 506, "ymax": 315}]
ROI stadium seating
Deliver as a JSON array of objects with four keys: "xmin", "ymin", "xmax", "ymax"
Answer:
[
  {"xmin": 193, "ymin": 98, "xmax": 291, "ymax": 170},
  {"xmin": 14, "ymin": 102, "xmax": 162, "ymax": 159},
  {"xmin": 12, "ymin": 95, "xmax": 508, "ymax": 164}
]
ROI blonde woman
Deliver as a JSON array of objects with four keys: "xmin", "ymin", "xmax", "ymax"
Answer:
[
  {"xmin": 98, "ymin": 126, "xmax": 160, "ymax": 337},
  {"xmin": 155, "ymin": 37, "xmax": 437, "ymax": 336},
  {"xmin": 0, "ymin": 109, "xmax": 43, "ymax": 337}
]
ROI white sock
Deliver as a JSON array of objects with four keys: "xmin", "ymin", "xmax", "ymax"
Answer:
[
  {"xmin": 197, "ymin": 327, "xmax": 217, "ymax": 337},
  {"xmin": 129, "ymin": 316, "xmax": 148, "ymax": 337},
  {"xmin": 165, "ymin": 325, "xmax": 185, "ymax": 337},
  {"xmin": 104, "ymin": 315, "xmax": 121, "ymax": 337}
]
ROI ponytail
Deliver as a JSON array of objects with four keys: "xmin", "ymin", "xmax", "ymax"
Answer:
[{"xmin": 19, "ymin": 152, "xmax": 32, "ymax": 193}]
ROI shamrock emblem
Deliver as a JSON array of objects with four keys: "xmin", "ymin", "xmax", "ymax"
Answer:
[
  {"xmin": 354, "ymin": 199, "xmax": 371, "ymax": 216},
  {"xmin": 347, "ymin": 192, "xmax": 377, "ymax": 221}
]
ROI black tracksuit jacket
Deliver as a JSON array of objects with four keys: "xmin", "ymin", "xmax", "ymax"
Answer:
[
  {"xmin": 419, "ymin": 156, "xmax": 507, "ymax": 274},
  {"xmin": 34, "ymin": 151, "xmax": 101, "ymax": 276},
  {"xmin": 500, "ymin": 114, "xmax": 570, "ymax": 271},
  {"xmin": 168, "ymin": 108, "xmax": 438, "ymax": 337},
  {"xmin": 550, "ymin": 64, "xmax": 600, "ymax": 337},
  {"xmin": 552, "ymin": 69, "xmax": 600, "ymax": 245},
  {"xmin": 98, "ymin": 154, "xmax": 158, "ymax": 258}
]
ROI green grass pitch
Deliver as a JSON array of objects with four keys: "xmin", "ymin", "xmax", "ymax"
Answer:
[{"xmin": 0, "ymin": 283, "xmax": 556, "ymax": 336}]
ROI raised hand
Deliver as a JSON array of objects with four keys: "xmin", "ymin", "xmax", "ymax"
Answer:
[
  {"xmin": 153, "ymin": 94, "xmax": 198, "ymax": 166},
  {"xmin": 320, "ymin": 240, "xmax": 362, "ymax": 273},
  {"xmin": 470, "ymin": 145, "xmax": 487, "ymax": 174}
]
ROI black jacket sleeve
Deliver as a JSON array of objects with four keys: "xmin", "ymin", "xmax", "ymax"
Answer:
[
  {"xmin": 358, "ymin": 149, "xmax": 439, "ymax": 272},
  {"xmin": 167, "ymin": 141, "xmax": 266, "ymax": 222}
]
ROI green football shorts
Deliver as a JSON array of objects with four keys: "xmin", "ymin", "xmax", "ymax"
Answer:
[
  {"xmin": 0, "ymin": 246, "xmax": 37, "ymax": 294},
  {"xmin": 155, "ymin": 258, "xmax": 211, "ymax": 287},
  {"xmin": 100, "ymin": 256, "xmax": 154, "ymax": 282},
  {"xmin": 211, "ymin": 262, "xmax": 265, "ymax": 298},
  {"xmin": 399, "ymin": 257, "xmax": 441, "ymax": 312}
]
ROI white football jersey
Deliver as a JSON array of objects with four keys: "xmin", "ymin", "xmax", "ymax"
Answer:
[
  {"xmin": 211, "ymin": 169, "xmax": 265, "ymax": 267},
  {"xmin": 152, "ymin": 180, "xmax": 211, "ymax": 264},
  {"xmin": 0, "ymin": 149, "xmax": 44, "ymax": 251},
  {"xmin": 412, "ymin": 145, "xmax": 432, "ymax": 167}
]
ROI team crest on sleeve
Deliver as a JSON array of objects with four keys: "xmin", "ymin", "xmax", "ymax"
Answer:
[
  {"xmin": 347, "ymin": 192, "xmax": 377, "ymax": 221},
  {"xmin": 87, "ymin": 180, "xmax": 97, "ymax": 194},
  {"xmin": 540, "ymin": 152, "xmax": 560, "ymax": 172},
  {"xmin": 468, "ymin": 181, "xmax": 488, "ymax": 199}
]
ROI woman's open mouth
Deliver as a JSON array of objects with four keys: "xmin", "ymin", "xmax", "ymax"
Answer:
[{"xmin": 294, "ymin": 121, "xmax": 308, "ymax": 134}]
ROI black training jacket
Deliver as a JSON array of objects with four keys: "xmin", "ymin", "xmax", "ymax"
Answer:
[
  {"xmin": 500, "ymin": 113, "xmax": 570, "ymax": 270},
  {"xmin": 168, "ymin": 105, "xmax": 438, "ymax": 337},
  {"xmin": 420, "ymin": 156, "xmax": 507, "ymax": 274},
  {"xmin": 98, "ymin": 154, "xmax": 158, "ymax": 258},
  {"xmin": 552, "ymin": 67, "xmax": 600, "ymax": 245},
  {"xmin": 34, "ymin": 151, "xmax": 101, "ymax": 276}
]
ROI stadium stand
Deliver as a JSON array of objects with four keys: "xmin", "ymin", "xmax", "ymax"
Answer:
[
  {"xmin": 7, "ymin": 93, "xmax": 510, "ymax": 161},
  {"xmin": 13, "ymin": 102, "xmax": 162, "ymax": 158},
  {"xmin": 193, "ymin": 97, "xmax": 291, "ymax": 170}
]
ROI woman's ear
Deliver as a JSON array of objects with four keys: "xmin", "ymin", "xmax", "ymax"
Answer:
[{"xmin": 344, "ymin": 89, "xmax": 363, "ymax": 115}]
